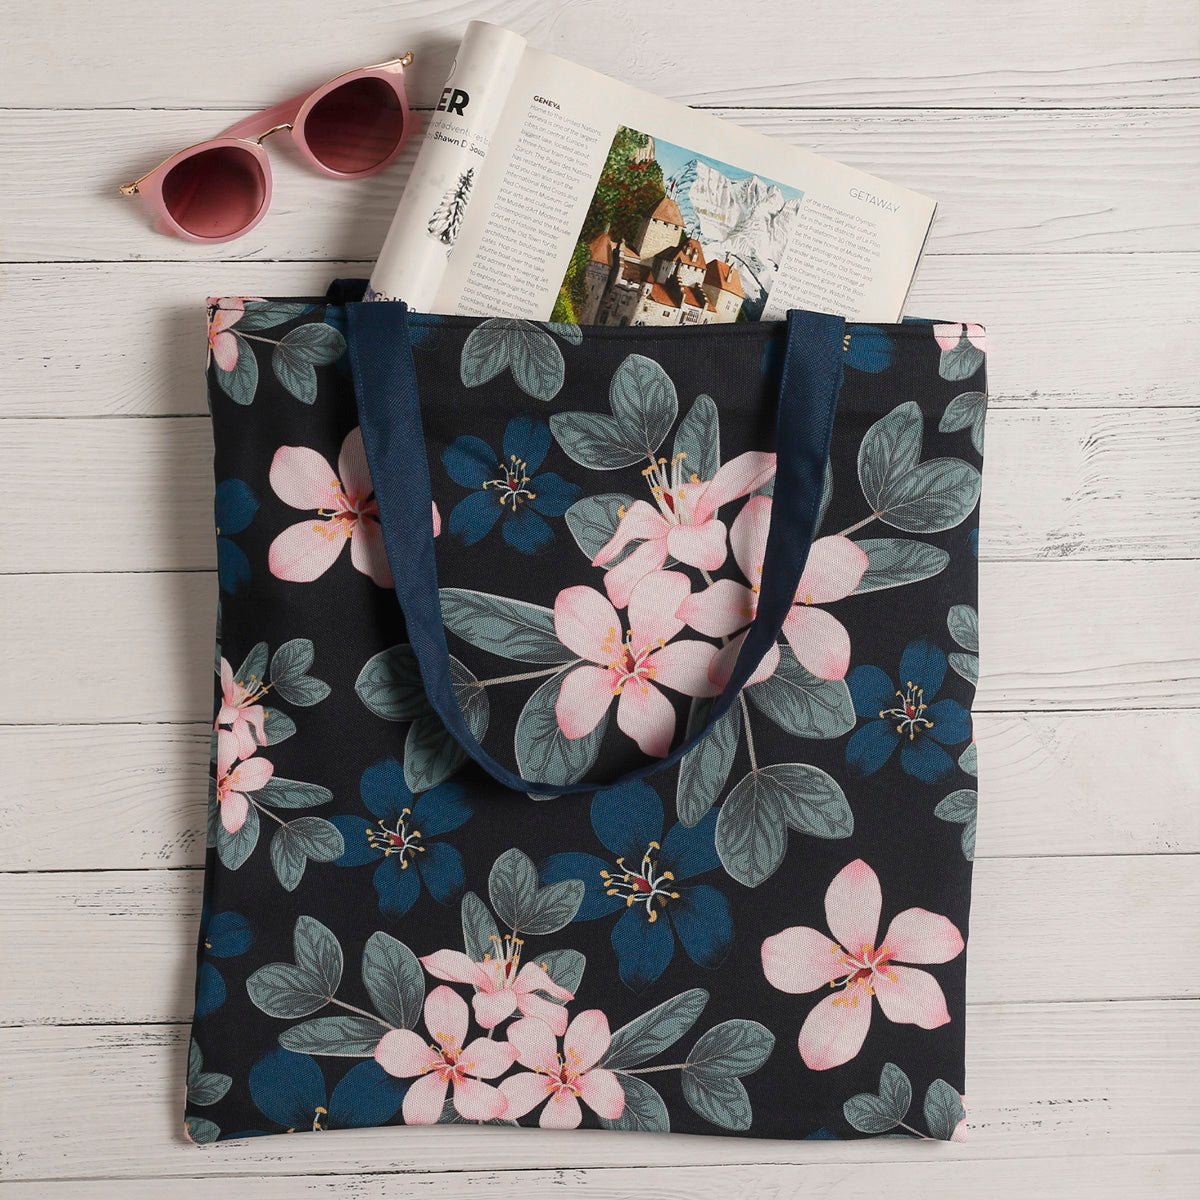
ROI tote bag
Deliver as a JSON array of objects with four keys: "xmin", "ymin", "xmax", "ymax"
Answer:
[{"xmin": 189, "ymin": 280, "xmax": 986, "ymax": 1144}]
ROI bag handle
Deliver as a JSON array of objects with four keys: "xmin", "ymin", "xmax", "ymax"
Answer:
[{"xmin": 347, "ymin": 301, "xmax": 845, "ymax": 797}]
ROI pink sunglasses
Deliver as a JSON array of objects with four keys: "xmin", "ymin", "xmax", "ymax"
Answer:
[{"xmin": 119, "ymin": 54, "xmax": 418, "ymax": 243}]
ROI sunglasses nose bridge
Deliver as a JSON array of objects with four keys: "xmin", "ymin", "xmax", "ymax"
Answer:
[{"xmin": 254, "ymin": 123, "xmax": 294, "ymax": 146}]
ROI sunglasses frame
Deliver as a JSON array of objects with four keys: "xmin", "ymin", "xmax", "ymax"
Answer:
[{"xmin": 119, "ymin": 53, "xmax": 417, "ymax": 244}]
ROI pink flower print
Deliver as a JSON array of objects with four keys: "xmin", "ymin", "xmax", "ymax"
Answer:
[
  {"xmin": 215, "ymin": 656, "xmax": 268, "ymax": 760},
  {"xmin": 498, "ymin": 1010, "xmax": 625, "ymax": 1129},
  {"xmin": 554, "ymin": 570, "xmax": 720, "ymax": 758},
  {"xmin": 421, "ymin": 935, "xmax": 575, "ymax": 1037},
  {"xmin": 215, "ymin": 729, "xmax": 273, "ymax": 834},
  {"xmin": 432, "ymin": 500, "xmax": 442, "ymax": 538},
  {"xmin": 373, "ymin": 985, "xmax": 518, "ymax": 1124},
  {"xmin": 592, "ymin": 451, "xmax": 776, "ymax": 607},
  {"xmin": 267, "ymin": 426, "xmax": 392, "ymax": 587},
  {"xmin": 933, "ymin": 323, "xmax": 986, "ymax": 353},
  {"xmin": 761, "ymin": 859, "xmax": 964, "ymax": 1071},
  {"xmin": 679, "ymin": 495, "xmax": 868, "ymax": 686},
  {"xmin": 207, "ymin": 299, "xmax": 244, "ymax": 371}
]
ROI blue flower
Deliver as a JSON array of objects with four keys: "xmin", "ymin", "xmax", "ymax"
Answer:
[
  {"xmin": 843, "ymin": 326, "xmax": 894, "ymax": 373},
  {"xmin": 214, "ymin": 479, "xmax": 258, "ymax": 595},
  {"xmin": 330, "ymin": 759, "xmax": 472, "ymax": 916},
  {"xmin": 249, "ymin": 1048, "xmax": 407, "ymax": 1132},
  {"xmin": 195, "ymin": 908, "xmax": 253, "ymax": 1018},
  {"xmin": 968, "ymin": 527, "xmax": 979, "ymax": 558},
  {"xmin": 442, "ymin": 415, "xmax": 580, "ymax": 554},
  {"xmin": 540, "ymin": 782, "xmax": 733, "ymax": 993},
  {"xmin": 846, "ymin": 640, "xmax": 972, "ymax": 784}
]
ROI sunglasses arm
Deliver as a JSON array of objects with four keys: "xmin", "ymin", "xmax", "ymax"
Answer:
[{"xmin": 217, "ymin": 94, "xmax": 308, "ymax": 143}]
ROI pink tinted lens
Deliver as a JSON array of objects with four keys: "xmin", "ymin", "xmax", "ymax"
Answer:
[
  {"xmin": 303, "ymin": 76, "xmax": 406, "ymax": 174},
  {"xmin": 162, "ymin": 146, "xmax": 266, "ymax": 238}
]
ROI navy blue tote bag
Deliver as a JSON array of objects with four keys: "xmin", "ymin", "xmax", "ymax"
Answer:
[{"xmin": 190, "ymin": 280, "xmax": 986, "ymax": 1144}]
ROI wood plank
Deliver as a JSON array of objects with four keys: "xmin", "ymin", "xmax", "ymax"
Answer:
[
  {"xmin": 6, "ymin": 256, "xmax": 1198, "ymax": 419},
  {"xmin": 7, "ymin": 708, "xmax": 1195, "ymax": 873},
  {"xmin": 1, "ymin": 561, "xmax": 1196, "ymax": 724},
  {"xmin": 0, "ymin": 1155, "xmax": 1195, "ymax": 1199},
  {"xmin": 1, "ymin": 1003, "xmax": 1195, "ymax": 1178},
  {"xmin": 1, "ymin": 0, "xmax": 1195, "ymax": 109},
  {"xmin": 3, "ymin": 407, "xmax": 1195, "ymax": 573},
  {"xmin": 3, "ymin": 857, "xmax": 1196, "ymax": 1027},
  {"xmin": 3, "ymin": 108, "xmax": 1196, "ymax": 262}
]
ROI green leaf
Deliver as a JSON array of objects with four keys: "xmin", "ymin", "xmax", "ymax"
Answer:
[
  {"xmin": 676, "ymin": 702, "xmax": 740, "ymax": 827},
  {"xmin": 185, "ymin": 1116, "xmax": 221, "ymax": 1144},
  {"xmin": 923, "ymin": 1078, "xmax": 966, "ymax": 1140},
  {"xmin": 460, "ymin": 320, "xmax": 565, "ymax": 400},
  {"xmin": 271, "ymin": 674, "xmax": 331, "ymax": 706},
  {"xmin": 521, "ymin": 879, "xmax": 585, "ymax": 936},
  {"xmin": 269, "ymin": 637, "xmax": 315, "ymax": 682},
  {"xmin": 216, "ymin": 335, "xmax": 259, "ymax": 406},
  {"xmin": 939, "ymin": 338, "xmax": 985, "ymax": 382},
  {"xmin": 858, "ymin": 401, "xmax": 923, "ymax": 505},
  {"xmin": 681, "ymin": 1072, "xmax": 751, "ymax": 1131},
  {"xmin": 684, "ymin": 1019, "xmax": 775, "ymax": 1079},
  {"xmin": 767, "ymin": 763, "xmax": 854, "ymax": 840},
  {"xmin": 439, "ymin": 590, "xmax": 573, "ymax": 664},
  {"xmin": 186, "ymin": 1038, "xmax": 232, "ymax": 1106},
  {"xmin": 361, "ymin": 931, "xmax": 424, "ymax": 1030},
  {"xmin": 958, "ymin": 742, "xmax": 978, "ymax": 777},
  {"xmin": 452, "ymin": 654, "xmax": 490, "ymax": 739},
  {"xmin": 258, "ymin": 707, "xmax": 296, "ymax": 747},
  {"xmin": 746, "ymin": 648, "xmax": 856, "ymax": 739},
  {"xmin": 293, "ymin": 915, "xmax": 343, "ymax": 997},
  {"xmin": 600, "ymin": 988, "xmax": 709, "ymax": 1071},
  {"xmin": 939, "ymin": 390, "xmax": 987, "ymax": 455},
  {"xmin": 278, "ymin": 1015, "xmax": 386, "ymax": 1057},
  {"xmin": 600, "ymin": 1074, "xmax": 670, "ymax": 1132},
  {"xmin": 461, "ymin": 891, "xmax": 500, "ymax": 961},
  {"xmin": 545, "ymin": 320, "xmax": 583, "ymax": 345},
  {"xmin": 813, "ymin": 459, "xmax": 833, "ymax": 528},
  {"xmin": 235, "ymin": 302, "xmax": 310, "ymax": 331},
  {"xmin": 948, "ymin": 651, "xmax": 979, "ymax": 685},
  {"xmin": 272, "ymin": 322, "xmax": 345, "ymax": 404},
  {"xmin": 934, "ymin": 788, "xmax": 978, "ymax": 861},
  {"xmin": 269, "ymin": 816, "xmax": 344, "ymax": 891},
  {"xmin": 550, "ymin": 411, "xmax": 647, "ymax": 470},
  {"xmin": 514, "ymin": 670, "xmax": 608, "ymax": 788},
  {"xmin": 843, "ymin": 1062, "xmax": 912, "ymax": 1133},
  {"xmin": 852, "ymin": 538, "xmax": 950, "ymax": 594},
  {"xmin": 488, "ymin": 848, "xmax": 539, "ymax": 932},
  {"xmin": 564, "ymin": 493, "xmax": 637, "ymax": 565},
  {"xmin": 460, "ymin": 320, "xmax": 517, "ymax": 387},
  {"xmin": 234, "ymin": 642, "xmax": 269, "ymax": 691},
  {"xmin": 245, "ymin": 962, "xmax": 331, "ymax": 1018},
  {"xmin": 539, "ymin": 948, "xmax": 585, "ymax": 997},
  {"xmin": 947, "ymin": 604, "xmax": 979, "ymax": 653},
  {"xmin": 404, "ymin": 715, "xmax": 467, "ymax": 794},
  {"xmin": 673, "ymin": 393, "xmax": 720, "ymax": 480},
  {"xmin": 609, "ymin": 353, "xmax": 678, "ymax": 454},
  {"xmin": 354, "ymin": 644, "xmax": 431, "ymax": 722},
  {"xmin": 255, "ymin": 777, "xmax": 333, "ymax": 809},
  {"xmin": 714, "ymin": 769, "xmax": 787, "ymax": 888},
  {"xmin": 215, "ymin": 801, "xmax": 259, "ymax": 871}
]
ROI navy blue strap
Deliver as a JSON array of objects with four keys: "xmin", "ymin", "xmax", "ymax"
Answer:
[{"xmin": 347, "ymin": 302, "xmax": 844, "ymax": 796}]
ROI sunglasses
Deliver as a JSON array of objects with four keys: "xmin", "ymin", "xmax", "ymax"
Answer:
[{"xmin": 119, "ymin": 54, "xmax": 418, "ymax": 243}]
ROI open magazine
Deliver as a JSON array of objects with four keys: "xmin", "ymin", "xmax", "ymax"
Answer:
[{"xmin": 369, "ymin": 22, "xmax": 936, "ymax": 324}]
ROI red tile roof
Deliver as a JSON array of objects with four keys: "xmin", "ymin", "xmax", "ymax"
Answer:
[
  {"xmin": 704, "ymin": 259, "xmax": 744, "ymax": 298},
  {"xmin": 648, "ymin": 194, "xmax": 685, "ymax": 227}
]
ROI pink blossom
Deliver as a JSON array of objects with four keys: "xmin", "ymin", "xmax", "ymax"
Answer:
[
  {"xmin": 373, "ymin": 985, "xmax": 518, "ymax": 1124},
  {"xmin": 933, "ymin": 323, "xmax": 986, "ymax": 353},
  {"xmin": 553, "ymin": 570, "xmax": 719, "ymax": 758},
  {"xmin": 421, "ymin": 935, "xmax": 575, "ymax": 1037},
  {"xmin": 206, "ymin": 299, "xmax": 244, "ymax": 371},
  {"xmin": 592, "ymin": 451, "xmax": 776, "ymax": 607},
  {"xmin": 214, "ymin": 729, "xmax": 273, "ymax": 834},
  {"xmin": 498, "ymin": 1010, "xmax": 625, "ymax": 1129},
  {"xmin": 432, "ymin": 500, "xmax": 442, "ymax": 538},
  {"xmin": 761, "ymin": 859, "xmax": 963, "ymax": 1071},
  {"xmin": 678, "ymin": 495, "xmax": 868, "ymax": 686},
  {"xmin": 215, "ymin": 656, "xmax": 267, "ymax": 760},
  {"xmin": 267, "ymin": 426, "xmax": 392, "ymax": 587}
]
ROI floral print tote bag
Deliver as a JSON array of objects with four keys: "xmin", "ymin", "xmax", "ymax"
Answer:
[{"xmin": 190, "ymin": 278, "xmax": 986, "ymax": 1145}]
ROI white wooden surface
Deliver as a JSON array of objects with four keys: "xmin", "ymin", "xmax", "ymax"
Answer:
[{"xmin": 1, "ymin": 1, "xmax": 1197, "ymax": 1196}]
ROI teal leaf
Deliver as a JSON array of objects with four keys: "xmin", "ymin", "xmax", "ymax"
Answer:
[
  {"xmin": 768, "ymin": 763, "xmax": 854, "ymax": 840},
  {"xmin": 215, "ymin": 801, "xmax": 259, "ymax": 871},
  {"xmin": 186, "ymin": 1039, "xmax": 232, "ymax": 1106},
  {"xmin": 439, "ymin": 590, "xmax": 573, "ymax": 664},
  {"xmin": 939, "ymin": 390, "xmax": 987, "ymax": 455},
  {"xmin": 714, "ymin": 769, "xmax": 787, "ymax": 888},
  {"xmin": 255, "ymin": 777, "xmax": 333, "ymax": 809},
  {"xmin": 746, "ymin": 648, "xmax": 856, "ymax": 739},
  {"xmin": 939, "ymin": 337, "xmax": 985, "ymax": 382},
  {"xmin": 452, "ymin": 654, "xmax": 490, "ymax": 739},
  {"xmin": 843, "ymin": 1062, "xmax": 912, "ymax": 1133},
  {"xmin": 600, "ymin": 1074, "xmax": 670, "ymax": 1132},
  {"xmin": 216, "ymin": 335, "xmax": 259, "ymax": 406},
  {"xmin": 681, "ymin": 1072, "xmax": 752, "ymax": 1131},
  {"xmin": 404, "ymin": 715, "xmax": 467, "ymax": 794},
  {"xmin": 934, "ymin": 788, "xmax": 978, "ymax": 861},
  {"xmin": 544, "ymin": 321, "xmax": 583, "ymax": 345},
  {"xmin": 234, "ymin": 642, "xmax": 269, "ymax": 691},
  {"xmin": 673, "ymin": 393, "xmax": 720, "ymax": 481},
  {"xmin": 609, "ymin": 353, "xmax": 678, "ymax": 455},
  {"xmin": 278, "ymin": 1015, "xmax": 386, "ymax": 1057},
  {"xmin": 539, "ymin": 948, "xmax": 585, "ymax": 997},
  {"xmin": 460, "ymin": 319, "xmax": 565, "ymax": 400},
  {"xmin": 271, "ymin": 322, "xmax": 345, "ymax": 404},
  {"xmin": 461, "ymin": 891, "xmax": 500, "ymax": 961},
  {"xmin": 514, "ymin": 670, "xmax": 608, "ymax": 788},
  {"xmin": 676, "ymin": 702, "xmax": 740, "ymax": 827},
  {"xmin": 258, "ymin": 708, "xmax": 296, "ymax": 747},
  {"xmin": 521, "ymin": 879, "xmax": 585, "ymax": 936},
  {"xmin": 947, "ymin": 604, "xmax": 979, "ymax": 653},
  {"xmin": 271, "ymin": 673, "xmax": 331, "ymax": 706},
  {"xmin": 269, "ymin": 639, "xmax": 330, "ymax": 706},
  {"xmin": 245, "ymin": 962, "xmax": 332, "ymax": 1018},
  {"xmin": 814, "ymin": 459, "xmax": 833, "ymax": 529},
  {"xmin": 234, "ymin": 302, "xmax": 310, "ymax": 332},
  {"xmin": 293, "ymin": 915, "xmax": 343, "ymax": 997},
  {"xmin": 564, "ymin": 493, "xmax": 637, "ymax": 566},
  {"xmin": 488, "ymin": 848, "xmax": 539, "ymax": 932},
  {"xmin": 186, "ymin": 1116, "xmax": 221, "ymax": 1144},
  {"xmin": 550, "ymin": 411, "xmax": 647, "ymax": 470},
  {"xmin": 269, "ymin": 816, "xmax": 344, "ymax": 891},
  {"xmin": 600, "ymin": 988, "xmax": 709, "ymax": 1071},
  {"xmin": 948, "ymin": 651, "xmax": 979, "ymax": 685},
  {"xmin": 958, "ymin": 742, "xmax": 978, "ymax": 777},
  {"xmin": 361, "ymin": 931, "xmax": 424, "ymax": 1030},
  {"xmin": 852, "ymin": 538, "xmax": 950, "ymax": 594},
  {"xmin": 355, "ymin": 644, "xmax": 431, "ymax": 722},
  {"xmin": 684, "ymin": 1019, "xmax": 775, "ymax": 1079},
  {"xmin": 923, "ymin": 1078, "xmax": 966, "ymax": 1140}
]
